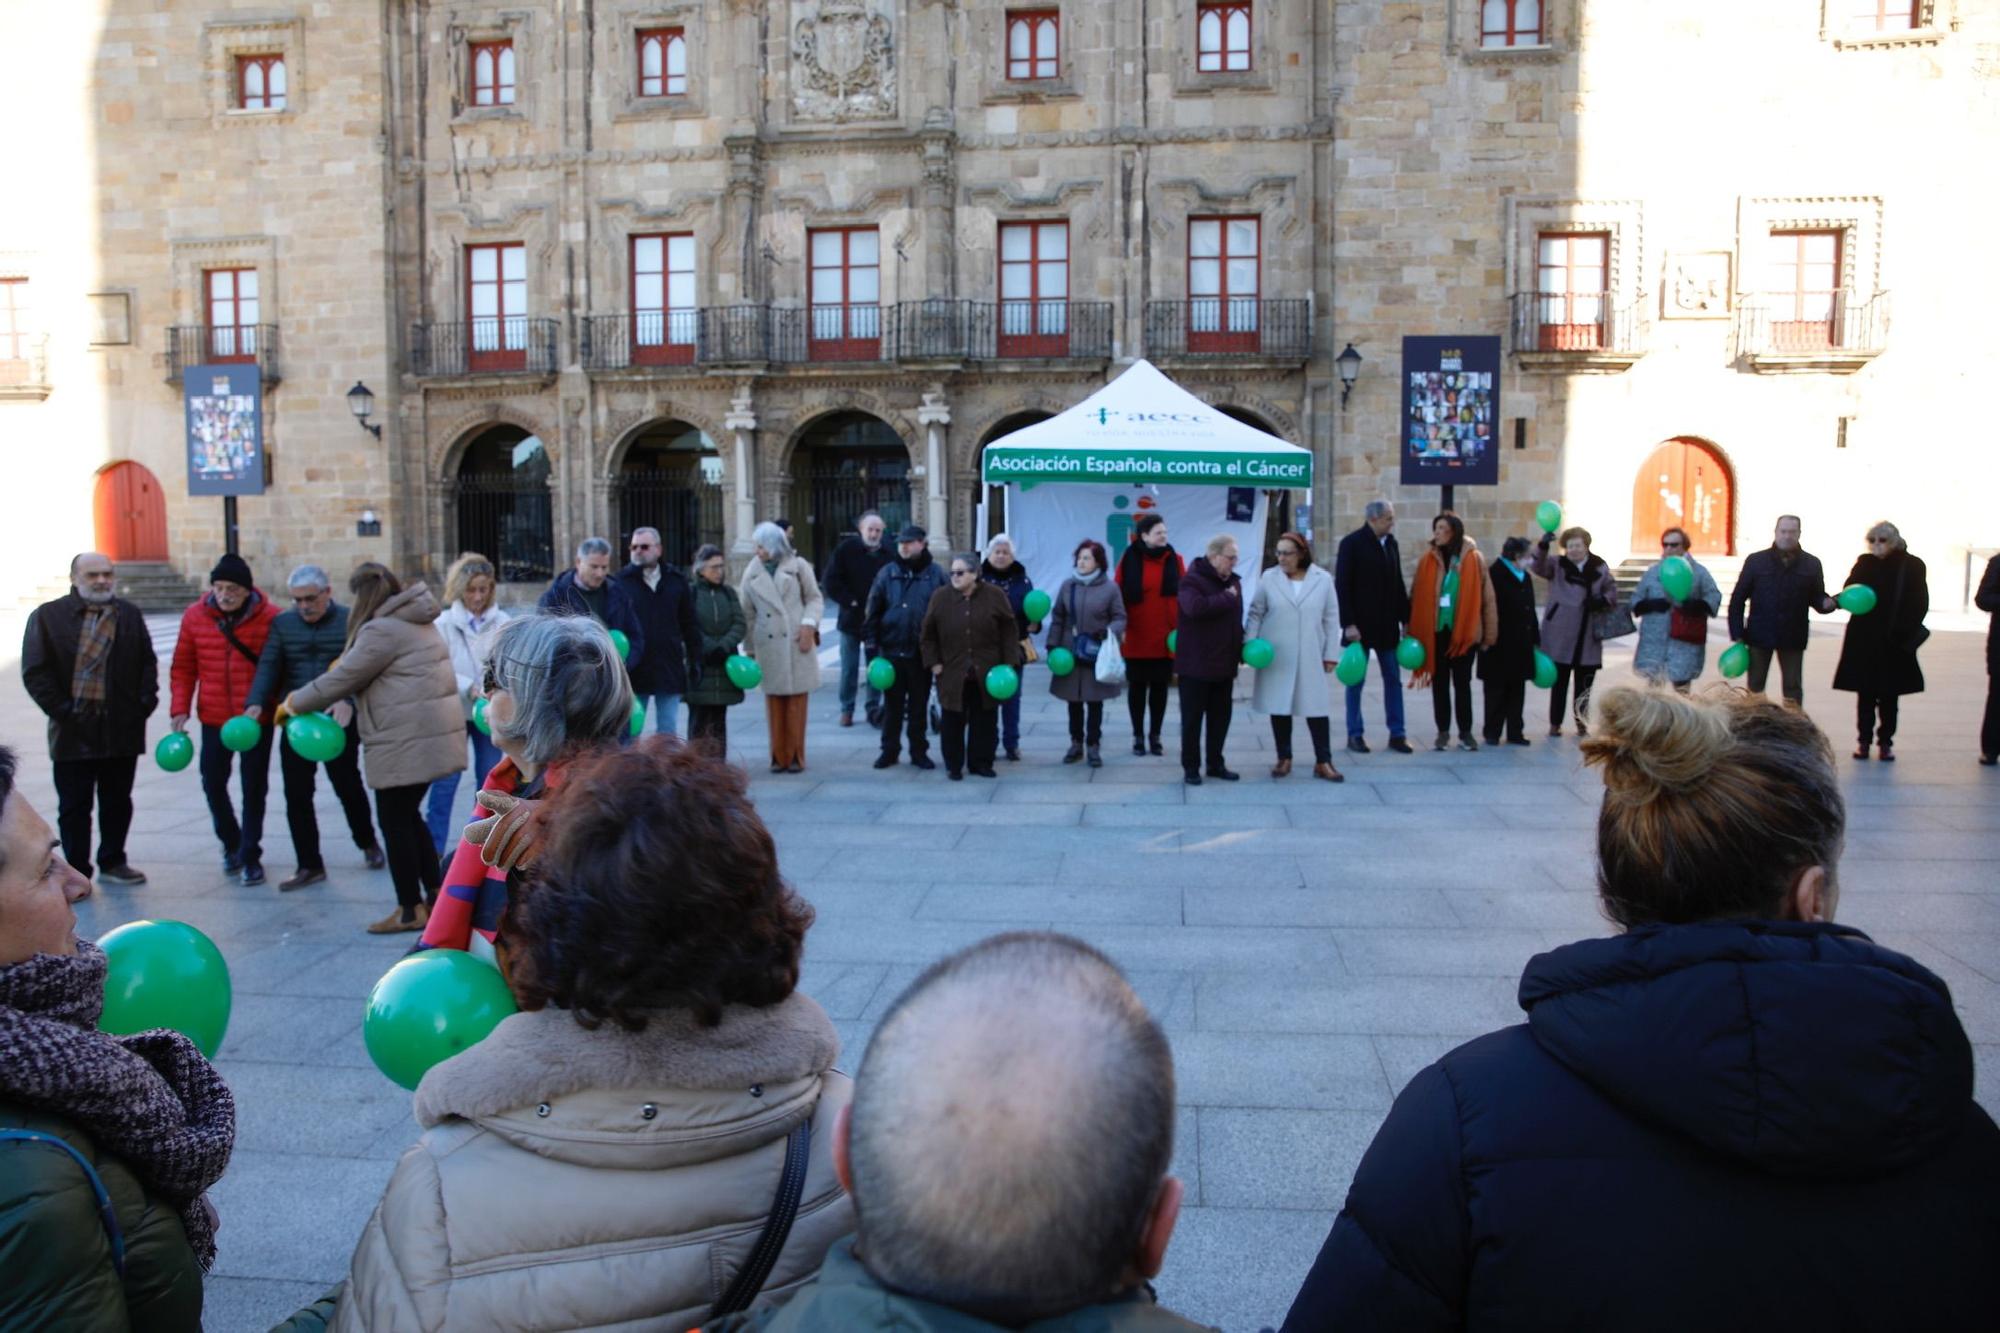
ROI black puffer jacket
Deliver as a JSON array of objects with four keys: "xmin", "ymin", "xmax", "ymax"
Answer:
[
  {"xmin": 862, "ymin": 550, "xmax": 947, "ymax": 660},
  {"xmin": 246, "ymin": 603, "xmax": 352, "ymax": 711},
  {"xmin": 20, "ymin": 594, "xmax": 158, "ymax": 762},
  {"xmin": 1283, "ymin": 921, "xmax": 2000, "ymax": 1331}
]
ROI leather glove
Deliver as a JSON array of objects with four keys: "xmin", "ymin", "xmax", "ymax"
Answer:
[{"xmin": 464, "ymin": 790, "xmax": 547, "ymax": 873}]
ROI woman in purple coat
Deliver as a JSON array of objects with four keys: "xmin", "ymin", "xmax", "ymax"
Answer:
[{"xmin": 1527, "ymin": 526, "xmax": 1618, "ymax": 738}]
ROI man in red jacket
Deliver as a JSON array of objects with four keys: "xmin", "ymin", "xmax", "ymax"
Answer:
[{"xmin": 170, "ymin": 553, "xmax": 280, "ymax": 885}]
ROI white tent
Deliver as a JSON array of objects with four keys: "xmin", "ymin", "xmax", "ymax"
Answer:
[{"xmin": 978, "ymin": 359, "xmax": 1313, "ymax": 607}]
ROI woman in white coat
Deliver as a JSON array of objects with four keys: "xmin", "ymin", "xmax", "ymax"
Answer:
[
  {"xmin": 739, "ymin": 522, "xmax": 825, "ymax": 773},
  {"xmin": 1246, "ymin": 530, "xmax": 1344, "ymax": 781}
]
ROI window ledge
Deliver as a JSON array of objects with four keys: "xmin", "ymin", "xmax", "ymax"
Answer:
[
  {"xmin": 1176, "ymin": 70, "xmax": 1277, "ymax": 95},
  {"xmin": 613, "ymin": 95, "xmax": 709, "ymax": 122},
  {"xmin": 455, "ymin": 105, "xmax": 525, "ymax": 125},
  {"xmin": 1831, "ymin": 29, "xmax": 1945, "ymax": 50},
  {"xmin": 1462, "ymin": 43, "xmax": 1564, "ymax": 64},
  {"xmin": 1516, "ymin": 348, "xmax": 1645, "ymax": 374},
  {"xmin": 982, "ymin": 82, "xmax": 1083, "ymax": 105},
  {"xmin": 0, "ymin": 381, "xmax": 52, "ymax": 402},
  {"xmin": 1742, "ymin": 348, "xmax": 1883, "ymax": 375},
  {"xmin": 222, "ymin": 107, "xmax": 294, "ymax": 120}
]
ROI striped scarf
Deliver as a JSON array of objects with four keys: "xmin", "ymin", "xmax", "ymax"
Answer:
[{"xmin": 71, "ymin": 603, "xmax": 117, "ymax": 707}]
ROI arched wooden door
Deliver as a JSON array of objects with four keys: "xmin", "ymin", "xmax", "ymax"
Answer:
[
  {"xmin": 93, "ymin": 462, "xmax": 169, "ymax": 562},
  {"xmin": 1631, "ymin": 438, "xmax": 1732, "ymax": 555}
]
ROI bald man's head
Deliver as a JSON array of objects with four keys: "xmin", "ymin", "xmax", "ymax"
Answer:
[{"xmin": 846, "ymin": 933, "xmax": 1176, "ymax": 1324}]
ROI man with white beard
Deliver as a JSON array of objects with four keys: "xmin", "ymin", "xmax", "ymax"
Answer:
[{"xmin": 20, "ymin": 553, "xmax": 159, "ymax": 885}]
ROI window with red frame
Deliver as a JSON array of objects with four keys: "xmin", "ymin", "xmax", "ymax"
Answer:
[
  {"xmin": 1765, "ymin": 230, "xmax": 1843, "ymax": 351},
  {"xmin": 0, "ymin": 280, "xmax": 28, "ymax": 361},
  {"xmin": 1187, "ymin": 217, "xmax": 1259, "ymax": 351},
  {"xmin": 236, "ymin": 55, "xmax": 287, "ymax": 111},
  {"xmin": 1196, "ymin": 3, "xmax": 1252, "ymax": 72},
  {"xmin": 468, "ymin": 243, "xmax": 528, "ymax": 369},
  {"xmin": 1480, "ymin": 0, "xmax": 1543, "ymax": 48},
  {"xmin": 1006, "ymin": 11, "xmax": 1060, "ymax": 80},
  {"xmin": 205, "ymin": 269, "xmax": 260, "ymax": 362},
  {"xmin": 1534, "ymin": 232, "xmax": 1607, "ymax": 350},
  {"xmin": 638, "ymin": 28, "xmax": 687, "ymax": 97},
  {"xmin": 471, "ymin": 40, "xmax": 516, "ymax": 107},
  {"xmin": 1849, "ymin": 1, "xmax": 1921, "ymax": 31},
  {"xmin": 998, "ymin": 222, "xmax": 1069, "ymax": 356},
  {"xmin": 808, "ymin": 228, "xmax": 881, "ymax": 360},
  {"xmin": 632, "ymin": 234, "xmax": 696, "ymax": 364}
]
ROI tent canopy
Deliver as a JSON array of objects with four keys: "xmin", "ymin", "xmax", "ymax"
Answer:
[{"xmin": 979, "ymin": 360, "xmax": 1313, "ymax": 490}]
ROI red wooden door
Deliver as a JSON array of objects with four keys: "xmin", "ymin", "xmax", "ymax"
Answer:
[
  {"xmin": 1632, "ymin": 439, "xmax": 1732, "ymax": 556},
  {"xmin": 94, "ymin": 461, "xmax": 169, "ymax": 562}
]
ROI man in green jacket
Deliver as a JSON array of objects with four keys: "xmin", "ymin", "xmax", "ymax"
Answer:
[{"xmin": 704, "ymin": 932, "xmax": 1213, "ymax": 1333}]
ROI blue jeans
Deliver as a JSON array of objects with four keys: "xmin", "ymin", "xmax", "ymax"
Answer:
[
  {"xmin": 838, "ymin": 630, "xmax": 881, "ymax": 716},
  {"xmin": 1000, "ymin": 695, "xmax": 1022, "ymax": 750},
  {"xmin": 1344, "ymin": 645, "xmax": 1406, "ymax": 740},
  {"xmin": 645, "ymin": 691, "xmax": 682, "ymax": 737},
  {"xmin": 425, "ymin": 721, "xmax": 505, "ymax": 855}
]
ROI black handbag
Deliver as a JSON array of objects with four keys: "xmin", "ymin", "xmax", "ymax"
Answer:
[{"xmin": 1067, "ymin": 582, "xmax": 1102, "ymax": 663}]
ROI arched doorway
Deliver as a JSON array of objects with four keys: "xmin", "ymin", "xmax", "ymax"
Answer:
[
  {"xmin": 1217, "ymin": 406, "xmax": 1294, "ymax": 565},
  {"xmin": 979, "ymin": 411, "xmax": 1054, "ymax": 543},
  {"xmin": 1632, "ymin": 437, "xmax": 1733, "ymax": 556},
  {"xmin": 614, "ymin": 421, "xmax": 723, "ymax": 567},
  {"xmin": 93, "ymin": 461, "xmax": 168, "ymax": 562},
  {"xmin": 453, "ymin": 426, "xmax": 554, "ymax": 584},
  {"xmin": 790, "ymin": 411, "xmax": 910, "ymax": 568}
]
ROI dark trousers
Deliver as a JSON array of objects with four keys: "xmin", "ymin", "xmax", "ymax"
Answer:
[
  {"xmin": 279, "ymin": 726, "xmax": 377, "ymax": 873},
  {"xmin": 1483, "ymin": 674, "xmax": 1528, "ymax": 744},
  {"xmin": 51, "ymin": 756, "xmax": 138, "ymax": 878},
  {"xmin": 199, "ymin": 722, "xmax": 273, "ymax": 866},
  {"xmin": 1857, "ymin": 694, "xmax": 1901, "ymax": 748},
  {"xmin": 1068, "ymin": 700, "xmax": 1104, "ymax": 744},
  {"xmin": 1127, "ymin": 658, "xmax": 1173, "ymax": 740},
  {"xmin": 1549, "ymin": 664, "xmax": 1599, "ymax": 731},
  {"xmin": 940, "ymin": 680, "xmax": 999, "ymax": 775},
  {"xmin": 1271, "ymin": 716, "xmax": 1332, "ymax": 764},
  {"xmin": 1430, "ymin": 634, "xmax": 1475, "ymax": 740},
  {"xmin": 1179, "ymin": 675, "xmax": 1234, "ymax": 775},
  {"xmin": 878, "ymin": 657, "xmax": 932, "ymax": 760},
  {"xmin": 374, "ymin": 782, "xmax": 442, "ymax": 911},
  {"xmin": 1747, "ymin": 646, "xmax": 1806, "ymax": 705},
  {"xmin": 1983, "ymin": 676, "xmax": 2000, "ymax": 759},
  {"xmin": 689, "ymin": 704, "xmax": 729, "ymax": 755}
]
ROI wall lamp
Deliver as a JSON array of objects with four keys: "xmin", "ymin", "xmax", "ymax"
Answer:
[
  {"xmin": 346, "ymin": 381, "xmax": 383, "ymax": 440},
  {"xmin": 1336, "ymin": 344, "xmax": 1363, "ymax": 409}
]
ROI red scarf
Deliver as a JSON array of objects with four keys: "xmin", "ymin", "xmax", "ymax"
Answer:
[{"xmin": 1406, "ymin": 546, "xmax": 1486, "ymax": 685}]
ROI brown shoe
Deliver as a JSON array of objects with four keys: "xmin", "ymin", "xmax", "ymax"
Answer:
[
  {"xmin": 1313, "ymin": 762, "xmax": 1346, "ymax": 783},
  {"xmin": 365, "ymin": 902, "xmax": 429, "ymax": 935},
  {"xmin": 1271, "ymin": 758, "xmax": 1292, "ymax": 778},
  {"xmin": 839, "ymin": 713, "xmax": 854, "ymax": 727}
]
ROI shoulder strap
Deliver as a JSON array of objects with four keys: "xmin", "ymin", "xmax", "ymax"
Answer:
[
  {"xmin": 707, "ymin": 1115, "xmax": 814, "ymax": 1320},
  {"xmin": 0, "ymin": 1129, "xmax": 127, "ymax": 1277},
  {"xmin": 217, "ymin": 614, "xmax": 263, "ymax": 667}
]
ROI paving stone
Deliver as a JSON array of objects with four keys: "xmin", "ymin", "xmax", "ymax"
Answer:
[
  {"xmin": 201, "ymin": 1278, "xmax": 339, "ymax": 1333},
  {"xmin": 917, "ymin": 880, "xmax": 1186, "ymax": 925},
  {"xmin": 1194, "ymin": 1107, "xmax": 1383, "ymax": 1210},
  {"xmin": 205, "ymin": 1150, "xmax": 396, "ymax": 1283},
  {"xmin": 1186, "ymin": 884, "xmax": 1460, "ymax": 929},
  {"xmin": 1170, "ymin": 1032, "xmax": 1393, "ymax": 1111},
  {"xmin": 1155, "ymin": 1206, "xmax": 1336, "ymax": 1332},
  {"xmin": 1197, "ymin": 974, "xmax": 1521, "ymax": 1036},
  {"xmin": 1371, "ymin": 1032, "xmax": 1494, "ymax": 1096},
  {"xmin": 1332, "ymin": 928, "xmax": 1550, "ymax": 977}
]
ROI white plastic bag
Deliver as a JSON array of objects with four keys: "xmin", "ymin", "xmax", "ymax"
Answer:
[{"xmin": 1094, "ymin": 634, "xmax": 1127, "ymax": 687}]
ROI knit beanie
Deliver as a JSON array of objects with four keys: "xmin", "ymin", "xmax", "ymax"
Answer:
[{"xmin": 209, "ymin": 553, "xmax": 254, "ymax": 588}]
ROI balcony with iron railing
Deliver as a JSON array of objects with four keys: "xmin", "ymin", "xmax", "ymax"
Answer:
[
  {"xmin": 1143, "ymin": 299, "xmax": 1312, "ymax": 362},
  {"xmin": 165, "ymin": 324, "xmax": 281, "ymax": 384},
  {"xmin": 0, "ymin": 333, "xmax": 51, "ymax": 401},
  {"xmin": 1508, "ymin": 292, "xmax": 1646, "ymax": 372},
  {"xmin": 1734, "ymin": 290, "xmax": 1889, "ymax": 373},
  {"xmin": 410, "ymin": 317, "xmax": 560, "ymax": 377},
  {"xmin": 580, "ymin": 307, "xmax": 770, "ymax": 370}
]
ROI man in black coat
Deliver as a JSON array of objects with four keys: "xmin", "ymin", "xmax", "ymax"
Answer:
[
  {"xmin": 20, "ymin": 553, "xmax": 157, "ymax": 885},
  {"xmin": 539, "ymin": 536, "xmax": 646, "ymax": 670},
  {"xmin": 821, "ymin": 511, "xmax": 891, "ymax": 727},
  {"xmin": 863, "ymin": 524, "xmax": 947, "ymax": 770},
  {"xmin": 615, "ymin": 526, "xmax": 701, "ymax": 737},
  {"xmin": 1727, "ymin": 514, "xmax": 1837, "ymax": 706},
  {"xmin": 1333, "ymin": 500, "xmax": 1412, "ymax": 753}
]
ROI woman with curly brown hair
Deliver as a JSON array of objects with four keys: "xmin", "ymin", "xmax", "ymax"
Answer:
[{"xmin": 318, "ymin": 740, "xmax": 853, "ymax": 1331}]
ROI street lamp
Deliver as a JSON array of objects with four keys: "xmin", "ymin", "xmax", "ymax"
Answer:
[
  {"xmin": 347, "ymin": 381, "xmax": 383, "ymax": 440},
  {"xmin": 1336, "ymin": 344, "xmax": 1363, "ymax": 409}
]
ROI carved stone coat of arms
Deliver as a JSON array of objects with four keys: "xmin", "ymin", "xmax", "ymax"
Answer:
[{"xmin": 792, "ymin": 0, "xmax": 896, "ymax": 122}]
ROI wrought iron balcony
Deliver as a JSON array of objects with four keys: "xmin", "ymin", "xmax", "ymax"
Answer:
[
  {"xmin": 1508, "ymin": 292, "xmax": 1646, "ymax": 370},
  {"xmin": 409, "ymin": 318, "xmax": 560, "ymax": 377},
  {"xmin": 1143, "ymin": 299, "xmax": 1312, "ymax": 361},
  {"xmin": 1734, "ymin": 290, "xmax": 1888, "ymax": 373},
  {"xmin": 580, "ymin": 307, "xmax": 770, "ymax": 370},
  {"xmin": 970, "ymin": 300, "xmax": 1114, "ymax": 360},
  {"xmin": 165, "ymin": 325, "xmax": 281, "ymax": 384}
]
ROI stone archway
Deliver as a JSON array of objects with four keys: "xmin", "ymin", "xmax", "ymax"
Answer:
[
  {"xmin": 787, "ymin": 410, "xmax": 912, "ymax": 568},
  {"xmin": 452, "ymin": 424, "xmax": 555, "ymax": 584},
  {"xmin": 977, "ymin": 411, "xmax": 1055, "ymax": 544},
  {"xmin": 611, "ymin": 419, "xmax": 724, "ymax": 566}
]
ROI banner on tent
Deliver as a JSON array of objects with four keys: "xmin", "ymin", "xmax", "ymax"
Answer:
[
  {"xmin": 982, "ymin": 446, "xmax": 1310, "ymax": 489},
  {"xmin": 1400, "ymin": 335, "xmax": 1501, "ymax": 487}
]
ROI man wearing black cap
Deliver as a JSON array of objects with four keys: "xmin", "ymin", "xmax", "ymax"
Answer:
[
  {"xmin": 862, "ymin": 524, "xmax": 947, "ymax": 769},
  {"xmin": 170, "ymin": 553, "xmax": 281, "ymax": 885}
]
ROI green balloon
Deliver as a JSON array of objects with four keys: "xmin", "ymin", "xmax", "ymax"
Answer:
[
  {"xmin": 286, "ymin": 713, "xmax": 347, "ymax": 763},
  {"xmin": 609, "ymin": 628, "xmax": 631, "ymax": 661},
  {"xmin": 98, "ymin": 920, "xmax": 231, "ymax": 1058},
  {"xmin": 1395, "ymin": 635, "xmax": 1426, "ymax": 671},
  {"xmin": 472, "ymin": 697, "xmax": 491, "ymax": 736},
  {"xmin": 1837, "ymin": 584, "xmax": 1878, "ymax": 616},
  {"xmin": 1535, "ymin": 500, "xmax": 1563, "ymax": 534},
  {"xmin": 1533, "ymin": 649, "xmax": 1558, "ymax": 690},
  {"xmin": 725, "ymin": 654, "xmax": 763, "ymax": 690},
  {"xmin": 1718, "ymin": 641, "xmax": 1751, "ymax": 679},
  {"xmin": 1242, "ymin": 637, "xmax": 1275, "ymax": 670},
  {"xmin": 1167, "ymin": 630, "xmax": 1178, "ymax": 655},
  {"xmin": 985, "ymin": 664, "xmax": 1021, "ymax": 701},
  {"xmin": 219, "ymin": 715, "xmax": 261, "ymax": 753},
  {"xmin": 629, "ymin": 700, "xmax": 646, "ymax": 737},
  {"xmin": 155, "ymin": 732, "xmax": 194, "ymax": 772},
  {"xmin": 364, "ymin": 951, "xmax": 518, "ymax": 1092},
  {"xmin": 867, "ymin": 657, "xmax": 897, "ymax": 691},
  {"xmin": 1335, "ymin": 641, "xmax": 1368, "ymax": 687},
  {"xmin": 1659, "ymin": 555, "xmax": 1694, "ymax": 604},
  {"xmin": 1047, "ymin": 646, "xmax": 1076, "ymax": 677},
  {"xmin": 1022, "ymin": 589, "xmax": 1052, "ymax": 623}
]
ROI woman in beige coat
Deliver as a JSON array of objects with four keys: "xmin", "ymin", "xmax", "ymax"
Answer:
[
  {"xmin": 323, "ymin": 742, "xmax": 853, "ymax": 1332},
  {"xmin": 739, "ymin": 521, "xmax": 825, "ymax": 772},
  {"xmin": 286, "ymin": 564, "xmax": 463, "ymax": 933}
]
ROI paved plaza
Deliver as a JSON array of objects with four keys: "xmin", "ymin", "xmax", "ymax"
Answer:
[{"xmin": 3, "ymin": 612, "xmax": 1997, "ymax": 1332}]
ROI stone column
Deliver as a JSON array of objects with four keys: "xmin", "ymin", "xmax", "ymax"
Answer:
[
  {"xmin": 724, "ymin": 384, "xmax": 758, "ymax": 558},
  {"xmin": 918, "ymin": 109, "xmax": 956, "ymax": 297},
  {"xmin": 916, "ymin": 386, "xmax": 952, "ymax": 549}
]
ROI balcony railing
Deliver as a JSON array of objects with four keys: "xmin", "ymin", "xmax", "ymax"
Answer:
[
  {"xmin": 1508, "ymin": 292, "xmax": 1645, "ymax": 358},
  {"xmin": 580, "ymin": 307, "xmax": 770, "ymax": 370},
  {"xmin": 410, "ymin": 318, "xmax": 560, "ymax": 377},
  {"xmin": 1143, "ymin": 299, "xmax": 1312, "ymax": 360},
  {"xmin": 166, "ymin": 324, "xmax": 281, "ymax": 384},
  {"xmin": 974, "ymin": 300, "xmax": 1114, "ymax": 360},
  {"xmin": 1736, "ymin": 290, "xmax": 1889, "ymax": 362}
]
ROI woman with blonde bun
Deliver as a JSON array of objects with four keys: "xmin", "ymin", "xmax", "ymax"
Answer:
[{"xmin": 1286, "ymin": 685, "xmax": 2000, "ymax": 1331}]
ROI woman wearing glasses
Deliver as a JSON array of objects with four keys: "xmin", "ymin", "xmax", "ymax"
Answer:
[
  {"xmin": 920, "ymin": 553, "xmax": 1024, "ymax": 780},
  {"xmin": 1630, "ymin": 527, "xmax": 1723, "ymax": 694},
  {"xmin": 1833, "ymin": 521, "xmax": 1929, "ymax": 761}
]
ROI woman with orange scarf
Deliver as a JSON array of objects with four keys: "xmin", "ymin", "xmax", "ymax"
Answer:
[{"xmin": 1407, "ymin": 512, "xmax": 1498, "ymax": 751}]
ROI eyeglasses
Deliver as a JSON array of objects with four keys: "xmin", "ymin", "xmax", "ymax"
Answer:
[
  {"xmin": 630, "ymin": 542, "xmax": 657, "ymax": 550},
  {"xmin": 1661, "ymin": 541, "xmax": 1686, "ymax": 551},
  {"xmin": 291, "ymin": 591, "xmax": 328, "ymax": 604},
  {"xmin": 1868, "ymin": 537, "xmax": 1893, "ymax": 545},
  {"xmin": 950, "ymin": 569, "xmax": 974, "ymax": 579}
]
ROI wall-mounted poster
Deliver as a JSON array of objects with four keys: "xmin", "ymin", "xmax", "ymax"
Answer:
[
  {"xmin": 184, "ymin": 363, "xmax": 265, "ymax": 497},
  {"xmin": 1400, "ymin": 335, "xmax": 1500, "ymax": 487}
]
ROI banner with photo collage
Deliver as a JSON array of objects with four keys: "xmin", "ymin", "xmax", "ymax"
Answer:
[{"xmin": 1400, "ymin": 336, "xmax": 1501, "ymax": 487}]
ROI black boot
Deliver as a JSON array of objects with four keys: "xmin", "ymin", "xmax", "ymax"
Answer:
[
  {"xmin": 1086, "ymin": 745, "xmax": 1102, "ymax": 768},
  {"xmin": 1131, "ymin": 732, "xmax": 1147, "ymax": 755},
  {"xmin": 1064, "ymin": 740, "xmax": 1085, "ymax": 764}
]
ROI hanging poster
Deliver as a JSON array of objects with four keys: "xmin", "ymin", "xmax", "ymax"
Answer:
[
  {"xmin": 184, "ymin": 363, "xmax": 266, "ymax": 497},
  {"xmin": 1400, "ymin": 335, "xmax": 1500, "ymax": 487}
]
